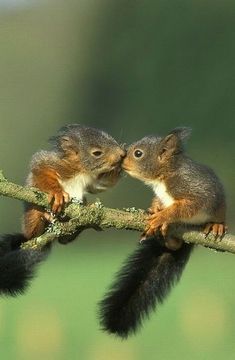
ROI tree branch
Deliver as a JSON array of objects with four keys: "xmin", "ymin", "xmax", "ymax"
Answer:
[{"xmin": 0, "ymin": 170, "xmax": 234, "ymax": 254}]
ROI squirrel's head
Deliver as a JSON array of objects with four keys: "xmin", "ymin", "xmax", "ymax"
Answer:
[
  {"xmin": 123, "ymin": 127, "xmax": 191, "ymax": 182},
  {"xmin": 50, "ymin": 124, "xmax": 126, "ymax": 178}
]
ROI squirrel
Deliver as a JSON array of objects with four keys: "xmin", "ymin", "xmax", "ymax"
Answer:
[
  {"xmin": 0, "ymin": 124, "xmax": 125, "ymax": 296},
  {"xmin": 99, "ymin": 127, "xmax": 227, "ymax": 338}
]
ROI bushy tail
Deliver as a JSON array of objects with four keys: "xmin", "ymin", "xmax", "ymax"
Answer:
[
  {"xmin": 0, "ymin": 234, "xmax": 50, "ymax": 296},
  {"xmin": 99, "ymin": 238, "xmax": 193, "ymax": 338}
]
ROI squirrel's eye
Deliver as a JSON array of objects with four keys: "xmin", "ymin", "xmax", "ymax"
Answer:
[
  {"xmin": 92, "ymin": 150, "xmax": 103, "ymax": 157},
  {"xmin": 134, "ymin": 149, "xmax": 143, "ymax": 158}
]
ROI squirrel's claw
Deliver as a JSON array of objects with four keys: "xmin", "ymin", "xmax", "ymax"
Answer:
[
  {"xmin": 144, "ymin": 225, "xmax": 158, "ymax": 238},
  {"xmin": 140, "ymin": 233, "xmax": 148, "ymax": 243},
  {"xmin": 140, "ymin": 226, "xmax": 157, "ymax": 242},
  {"xmin": 147, "ymin": 205, "xmax": 161, "ymax": 215},
  {"xmin": 48, "ymin": 191, "xmax": 70, "ymax": 213},
  {"xmin": 143, "ymin": 216, "xmax": 169, "ymax": 239},
  {"xmin": 203, "ymin": 222, "xmax": 227, "ymax": 239}
]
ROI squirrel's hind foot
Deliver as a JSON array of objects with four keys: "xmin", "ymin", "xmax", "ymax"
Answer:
[{"xmin": 203, "ymin": 222, "xmax": 227, "ymax": 238}]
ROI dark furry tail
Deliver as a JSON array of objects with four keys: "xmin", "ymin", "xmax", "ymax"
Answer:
[
  {"xmin": 0, "ymin": 234, "xmax": 50, "ymax": 296},
  {"xmin": 99, "ymin": 238, "xmax": 193, "ymax": 338}
]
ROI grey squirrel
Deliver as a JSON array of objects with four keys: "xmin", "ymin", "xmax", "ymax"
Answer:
[
  {"xmin": 99, "ymin": 127, "xmax": 227, "ymax": 338},
  {"xmin": 0, "ymin": 124, "xmax": 125, "ymax": 296}
]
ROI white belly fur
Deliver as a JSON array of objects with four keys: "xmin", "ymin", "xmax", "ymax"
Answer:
[
  {"xmin": 151, "ymin": 180, "xmax": 175, "ymax": 208},
  {"xmin": 149, "ymin": 180, "xmax": 210, "ymax": 225},
  {"xmin": 59, "ymin": 174, "xmax": 93, "ymax": 200}
]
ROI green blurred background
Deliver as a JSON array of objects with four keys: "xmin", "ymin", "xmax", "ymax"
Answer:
[{"xmin": 0, "ymin": 1, "xmax": 235, "ymax": 359}]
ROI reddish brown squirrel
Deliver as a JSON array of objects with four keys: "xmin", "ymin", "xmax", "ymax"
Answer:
[
  {"xmin": 0, "ymin": 124, "xmax": 125, "ymax": 296},
  {"xmin": 99, "ymin": 127, "xmax": 227, "ymax": 338}
]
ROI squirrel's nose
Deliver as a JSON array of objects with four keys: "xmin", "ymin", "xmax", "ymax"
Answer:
[
  {"xmin": 109, "ymin": 149, "xmax": 126, "ymax": 166},
  {"xmin": 119, "ymin": 146, "xmax": 126, "ymax": 159},
  {"xmin": 119, "ymin": 149, "xmax": 126, "ymax": 159}
]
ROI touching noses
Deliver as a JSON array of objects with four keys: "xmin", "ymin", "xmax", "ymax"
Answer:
[
  {"xmin": 119, "ymin": 148, "xmax": 126, "ymax": 159},
  {"xmin": 109, "ymin": 148, "xmax": 126, "ymax": 166}
]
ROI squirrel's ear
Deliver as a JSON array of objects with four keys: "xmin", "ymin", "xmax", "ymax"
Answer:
[
  {"xmin": 170, "ymin": 127, "xmax": 192, "ymax": 142},
  {"xmin": 60, "ymin": 136, "xmax": 73, "ymax": 151},
  {"xmin": 50, "ymin": 135, "xmax": 79, "ymax": 155},
  {"xmin": 59, "ymin": 136, "xmax": 78, "ymax": 153},
  {"xmin": 158, "ymin": 128, "xmax": 191, "ymax": 160},
  {"xmin": 158, "ymin": 134, "xmax": 178, "ymax": 160}
]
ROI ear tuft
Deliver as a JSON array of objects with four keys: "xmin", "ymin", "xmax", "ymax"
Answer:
[
  {"xmin": 170, "ymin": 127, "xmax": 192, "ymax": 142},
  {"xmin": 49, "ymin": 134, "xmax": 79, "ymax": 155},
  {"xmin": 49, "ymin": 124, "xmax": 82, "ymax": 150},
  {"xmin": 158, "ymin": 127, "xmax": 191, "ymax": 161}
]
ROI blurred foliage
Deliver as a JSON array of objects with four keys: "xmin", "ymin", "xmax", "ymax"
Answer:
[{"xmin": 0, "ymin": 0, "xmax": 235, "ymax": 359}]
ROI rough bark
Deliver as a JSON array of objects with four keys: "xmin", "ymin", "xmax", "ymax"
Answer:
[{"xmin": 0, "ymin": 170, "xmax": 234, "ymax": 254}]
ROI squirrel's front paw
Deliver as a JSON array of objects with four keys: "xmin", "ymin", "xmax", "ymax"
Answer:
[
  {"xmin": 147, "ymin": 201, "xmax": 162, "ymax": 215},
  {"xmin": 141, "ymin": 214, "xmax": 168, "ymax": 241},
  {"xmin": 47, "ymin": 190, "xmax": 70, "ymax": 213}
]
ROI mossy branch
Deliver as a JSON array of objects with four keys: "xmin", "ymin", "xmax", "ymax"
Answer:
[{"xmin": 0, "ymin": 171, "xmax": 234, "ymax": 254}]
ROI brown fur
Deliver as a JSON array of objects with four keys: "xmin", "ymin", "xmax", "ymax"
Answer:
[
  {"xmin": 23, "ymin": 125, "xmax": 125, "ymax": 240},
  {"xmin": 123, "ymin": 127, "xmax": 227, "ymax": 242},
  {"xmin": 99, "ymin": 128, "xmax": 226, "ymax": 338}
]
